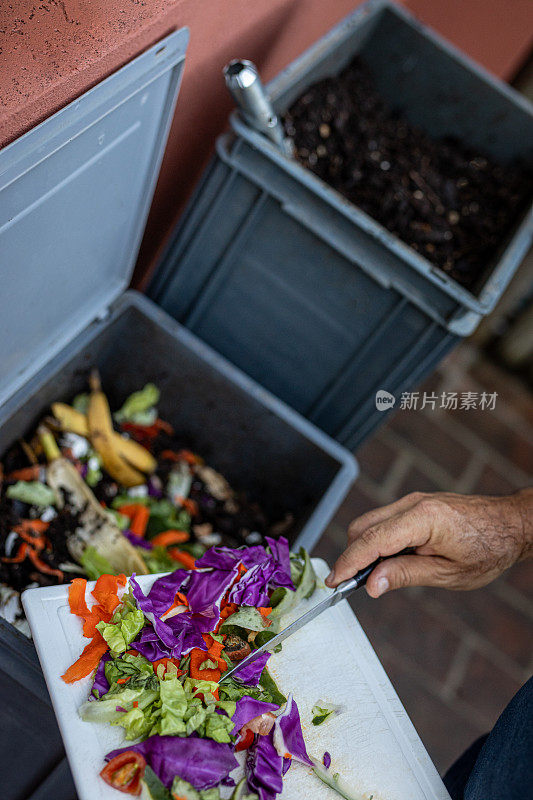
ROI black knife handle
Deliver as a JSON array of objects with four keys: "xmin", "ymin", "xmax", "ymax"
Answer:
[{"xmin": 335, "ymin": 547, "xmax": 415, "ymax": 598}]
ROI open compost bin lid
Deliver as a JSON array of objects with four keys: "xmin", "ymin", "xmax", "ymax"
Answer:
[{"xmin": 0, "ymin": 27, "xmax": 189, "ymax": 409}]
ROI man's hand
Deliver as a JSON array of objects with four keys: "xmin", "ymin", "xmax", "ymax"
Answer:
[{"xmin": 325, "ymin": 489, "xmax": 532, "ymax": 597}]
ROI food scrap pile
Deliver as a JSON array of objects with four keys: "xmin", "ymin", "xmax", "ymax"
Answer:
[
  {"xmin": 63, "ymin": 540, "xmax": 357, "ymax": 799},
  {"xmin": 0, "ymin": 371, "xmax": 293, "ymax": 635},
  {"xmin": 284, "ymin": 56, "xmax": 532, "ymax": 291}
]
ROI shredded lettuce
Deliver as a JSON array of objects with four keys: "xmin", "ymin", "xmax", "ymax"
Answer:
[
  {"xmin": 159, "ymin": 663, "xmax": 188, "ymax": 736},
  {"xmin": 258, "ymin": 668, "xmax": 287, "ymax": 706},
  {"xmin": 199, "ymin": 658, "xmax": 218, "ymax": 671},
  {"xmin": 170, "ymin": 777, "xmax": 223, "ymax": 800},
  {"xmin": 6, "ymin": 481, "xmax": 56, "ymax": 508},
  {"xmin": 114, "ymin": 383, "xmax": 160, "ymax": 423},
  {"xmin": 269, "ymin": 548, "xmax": 316, "ymax": 621},
  {"xmin": 72, "ymin": 393, "xmax": 90, "ymax": 414},
  {"xmin": 312, "ymin": 762, "xmax": 368, "ymax": 800},
  {"xmin": 312, "ymin": 700, "xmax": 343, "ymax": 726},
  {"xmin": 96, "ymin": 593, "xmax": 145, "ymax": 655},
  {"xmin": 220, "ymin": 607, "xmax": 271, "ymax": 634},
  {"xmin": 142, "ymin": 766, "xmax": 171, "ymax": 800},
  {"xmin": 79, "ymin": 685, "xmax": 158, "ymax": 725},
  {"xmin": 80, "ymin": 546, "xmax": 114, "ymax": 581},
  {"xmin": 230, "ymin": 778, "xmax": 259, "ymax": 800}
]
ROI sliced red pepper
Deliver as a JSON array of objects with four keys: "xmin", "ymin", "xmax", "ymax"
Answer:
[
  {"xmin": 91, "ymin": 573, "xmax": 127, "ymax": 614},
  {"xmin": 1, "ymin": 542, "xmax": 29, "ymax": 563},
  {"xmin": 150, "ymin": 530, "xmax": 190, "ymax": 548},
  {"xmin": 62, "ymin": 634, "xmax": 108, "ymax": 683},
  {"xmin": 177, "ymin": 496, "xmax": 198, "ymax": 517},
  {"xmin": 27, "ymin": 548, "xmax": 63, "ymax": 580},
  {"xmin": 168, "ymin": 549, "xmax": 196, "ymax": 570},
  {"xmin": 189, "ymin": 647, "xmax": 222, "ymax": 683},
  {"xmin": 152, "ymin": 657, "xmax": 183, "ymax": 676},
  {"xmin": 100, "ymin": 752, "xmax": 146, "ymax": 796},
  {"xmin": 6, "ymin": 465, "xmax": 42, "ymax": 481}
]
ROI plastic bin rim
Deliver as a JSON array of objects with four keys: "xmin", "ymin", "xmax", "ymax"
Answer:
[{"xmin": 227, "ymin": 0, "xmax": 533, "ymax": 316}]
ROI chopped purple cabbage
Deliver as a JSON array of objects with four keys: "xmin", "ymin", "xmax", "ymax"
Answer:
[
  {"xmin": 233, "ymin": 652, "xmax": 271, "ymax": 685},
  {"xmin": 122, "ymin": 529, "xmax": 153, "ymax": 550},
  {"xmin": 246, "ymin": 730, "xmax": 284, "ymax": 800},
  {"xmin": 130, "ymin": 576, "xmax": 178, "ymax": 651},
  {"xmin": 323, "ymin": 751, "xmax": 332, "ymax": 769},
  {"xmin": 147, "ymin": 570, "xmax": 190, "ymax": 616},
  {"xmin": 273, "ymin": 694, "xmax": 313, "ymax": 766},
  {"xmin": 231, "ymin": 697, "xmax": 279, "ymax": 735},
  {"xmin": 185, "ymin": 566, "xmax": 239, "ymax": 617},
  {"xmin": 228, "ymin": 562, "xmax": 274, "ymax": 607},
  {"xmin": 265, "ymin": 536, "xmax": 294, "ymax": 590},
  {"xmin": 90, "ymin": 651, "xmax": 111, "ymax": 699},
  {"xmin": 106, "ymin": 735, "xmax": 238, "ymax": 790}
]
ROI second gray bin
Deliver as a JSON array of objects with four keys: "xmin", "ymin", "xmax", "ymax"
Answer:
[{"xmin": 150, "ymin": 0, "xmax": 533, "ymax": 450}]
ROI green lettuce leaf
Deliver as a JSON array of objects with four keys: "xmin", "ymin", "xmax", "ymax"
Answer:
[
  {"xmin": 258, "ymin": 668, "xmax": 287, "ymax": 706},
  {"xmin": 159, "ymin": 663, "xmax": 188, "ymax": 736},
  {"xmin": 114, "ymin": 383, "xmax": 160, "ymax": 423},
  {"xmin": 220, "ymin": 607, "xmax": 271, "ymax": 633},
  {"xmin": 6, "ymin": 481, "xmax": 56, "ymax": 508},
  {"xmin": 170, "ymin": 777, "xmax": 201, "ymax": 800},
  {"xmin": 311, "ymin": 700, "xmax": 342, "ymax": 726},
  {"xmin": 270, "ymin": 548, "xmax": 316, "ymax": 622},
  {"xmin": 312, "ymin": 762, "xmax": 367, "ymax": 800},
  {"xmin": 97, "ymin": 606, "xmax": 145, "ymax": 655},
  {"xmin": 218, "ymin": 678, "xmax": 274, "ymax": 705},
  {"xmin": 80, "ymin": 546, "xmax": 114, "ymax": 581},
  {"xmin": 72, "ymin": 393, "xmax": 89, "ymax": 414},
  {"xmin": 79, "ymin": 685, "xmax": 158, "ymax": 725},
  {"xmin": 230, "ymin": 778, "xmax": 259, "ymax": 800},
  {"xmin": 199, "ymin": 658, "xmax": 218, "ymax": 670},
  {"xmin": 105, "ymin": 652, "xmax": 155, "ymax": 688},
  {"xmin": 142, "ymin": 766, "xmax": 171, "ymax": 800},
  {"xmin": 204, "ymin": 710, "xmax": 234, "ymax": 743}
]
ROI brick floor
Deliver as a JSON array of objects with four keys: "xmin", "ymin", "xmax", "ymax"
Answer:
[{"xmin": 312, "ymin": 343, "xmax": 533, "ymax": 775}]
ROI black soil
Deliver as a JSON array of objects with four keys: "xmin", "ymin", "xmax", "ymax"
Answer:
[{"xmin": 284, "ymin": 57, "xmax": 532, "ymax": 291}]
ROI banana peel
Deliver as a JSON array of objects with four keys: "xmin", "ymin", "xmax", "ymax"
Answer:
[
  {"xmin": 46, "ymin": 457, "xmax": 148, "ymax": 575},
  {"xmin": 52, "ymin": 402, "xmax": 156, "ymax": 475},
  {"xmin": 87, "ymin": 374, "xmax": 145, "ymax": 488}
]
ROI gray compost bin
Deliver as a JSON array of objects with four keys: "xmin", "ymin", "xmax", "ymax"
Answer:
[
  {"xmin": 150, "ymin": 0, "xmax": 533, "ymax": 450},
  {"xmin": 0, "ymin": 30, "xmax": 356, "ymax": 800}
]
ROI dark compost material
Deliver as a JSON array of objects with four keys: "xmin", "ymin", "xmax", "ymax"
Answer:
[{"xmin": 284, "ymin": 56, "xmax": 532, "ymax": 291}]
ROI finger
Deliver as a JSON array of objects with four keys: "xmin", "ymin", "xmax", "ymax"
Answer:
[
  {"xmin": 347, "ymin": 492, "xmax": 424, "ymax": 543},
  {"xmin": 365, "ymin": 554, "xmax": 446, "ymax": 597},
  {"xmin": 326, "ymin": 504, "xmax": 432, "ymax": 587}
]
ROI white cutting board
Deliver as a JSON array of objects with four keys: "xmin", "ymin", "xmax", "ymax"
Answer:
[{"xmin": 23, "ymin": 560, "xmax": 450, "ymax": 800}]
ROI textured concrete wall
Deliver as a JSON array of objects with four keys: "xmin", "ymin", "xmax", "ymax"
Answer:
[{"xmin": 1, "ymin": 0, "xmax": 531, "ymax": 285}]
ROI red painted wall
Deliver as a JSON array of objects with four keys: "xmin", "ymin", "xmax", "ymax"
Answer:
[{"xmin": 1, "ymin": 0, "xmax": 532, "ymax": 286}]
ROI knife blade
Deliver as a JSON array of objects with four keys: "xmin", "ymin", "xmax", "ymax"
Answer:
[{"xmin": 220, "ymin": 553, "xmax": 404, "ymax": 683}]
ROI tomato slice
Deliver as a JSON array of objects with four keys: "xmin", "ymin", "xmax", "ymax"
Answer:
[
  {"xmin": 235, "ymin": 728, "xmax": 255, "ymax": 752},
  {"xmin": 100, "ymin": 752, "xmax": 146, "ymax": 795}
]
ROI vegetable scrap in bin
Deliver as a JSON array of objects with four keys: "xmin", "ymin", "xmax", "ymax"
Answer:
[{"xmin": 0, "ymin": 371, "xmax": 295, "ymax": 634}]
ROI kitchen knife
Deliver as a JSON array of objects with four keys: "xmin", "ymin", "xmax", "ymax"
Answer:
[{"xmin": 220, "ymin": 552, "xmax": 409, "ymax": 683}]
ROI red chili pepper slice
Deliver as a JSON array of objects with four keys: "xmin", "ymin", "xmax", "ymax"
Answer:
[{"xmin": 100, "ymin": 752, "xmax": 146, "ymax": 795}]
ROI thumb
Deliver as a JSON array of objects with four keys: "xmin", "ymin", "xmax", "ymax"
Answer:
[{"xmin": 365, "ymin": 555, "xmax": 440, "ymax": 597}]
